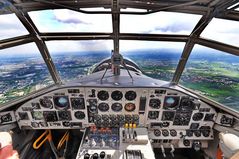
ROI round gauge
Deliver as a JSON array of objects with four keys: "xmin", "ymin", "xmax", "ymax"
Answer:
[
  {"xmin": 125, "ymin": 91, "xmax": 137, "ymax": 101},
  {"xmin": 110, "ymin": 115, "xmax": 116, "ymax": 120},
  {"xmin": 54, "ymin": 96, "xmax": 69, "ymax": 109},
  {"xmin": 124, "ymin": 103, "xmax": 136, "ymax": 112},
  {"xmin": 170, "ymin": 129, "xmax": 177, "ymax": 137},
  {"xmin": 58, "ymin": 111, "xmax": 71, "ymax": 120},
  {"xmin": 180, "ymin": 97, "xmax": 193, "ymax": 110},
  {"xmin": 117, "ymin": 115, "xmax": 124, "ymax": 121},
  {"xmin": 192, "ymin": 113, "xmax": 204, "ymax": 121},
  {"xmin": 186, "ymin": 130, "xmax": 193, "ymax": 137},
  {"xmin": 39, "ymin": 97, "xmax": 53, "ymax": 108},
  {"xmin": 200, "ymin": 126, "xmax": 211, "ymax": 137},
  {"xmin": 148, "ymin": 111, "xmax": 159, "ymax": 119},
  {"xmin": 162, "ymin": 129, "xmax": 169, "ymax": 137},
  {"xmin": 97, "ymin": 90, "xmax": 109, "ymax": 101},
  {"xmin": 31, "ymin": 111, "xmax": 43, "ymax": 120},
  {"xmin": 89, "ymin": 105, "xmax": 97, "ymax": 113},
  {"xmin": 111, "ymin": 103, "xmax": 123, "ymax": 112},
  {"xmin": 163, "ymin": 96, "xmax": 180, "ymax": 109},
  {"xmin": 111, "ymin": 90, "xmax": 123, "ymax": 101},
  {"xmin": 74, "ymin": 111, "xmax": 85, "ymax": 120},
  {"xmin": 154, "ymin": 129, "xmax": 161, "ymax": 137},
  {"xmin": 98, "ymin": 103, "xmax": 110, "ymax": 112},
  {"xmin": 183, "ymin": 140, "xmax": 190, "ymax": 146},
  {"xmin": 194, "ymin": 130, "xmax": 201, "ymax": 137},
  {"xmin": 102, "ymin": 115, "xmax": 109, "ymax": 121},
  {"xmin": 94, "ymin": 115, "xmax": 101, "ymax": 121},
  {"xmin": 71, "ymin": 97, "xmax": 85, "ymax": 109},
  {"xmin": 149, "ymin": 99, "xmax": 161, "ymax": 109}
]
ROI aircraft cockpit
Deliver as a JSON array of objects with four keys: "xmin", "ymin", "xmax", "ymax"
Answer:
[{"xmin": 0, "ymin": 1, "xmax": 239, "ymax": 159}]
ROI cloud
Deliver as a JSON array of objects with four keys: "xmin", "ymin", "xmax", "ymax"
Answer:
[
  {"xmin": 52, "ymin": 10, "xmax": 92, "ymax": 25},
  {"xmin": 29, "ymin": 9, "xmax": 112, "ymax": 32},
  {"xmin": 121, "ymin": 12, "xmax": 202, "ymax": 35},
  {"xmin": 0, "ymin": 43, "xmax": 42, "ymax": 56},
  {"xmin": 0, "ymin": 14, "xmax": 29, "ymax": 40},
  {"xmin": 1, "ymin": 9, "xmax": 238, "ymax": 56},
  {"xmin": 54, "ymin": 18, "xmax": 91, "ymax": 25},
  {"xmin": 120, "ymin": 40, "xmax": 185, "ymax": 52},
  {"xmin": 153, "ymin": 23, "xmax": 194, "ymax": 33},
  {"xmin": 46, "ymin": 40, "xmax": 113, "ymax": 54},
  {"xmin": 201, "ymin": 18, "xmax": 239, "ymax": 47}
]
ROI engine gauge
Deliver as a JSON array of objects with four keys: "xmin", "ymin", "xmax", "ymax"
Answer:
[
  {"xmin": 111, "ymin": 90, "xmax": 123, "ymax": 101},
  {"xmin": 125, "ymin": 91, "xmax": 137, "ymax": 101},
  {"xmin": 31, "ymin": 111, "xmax": 44, "ymax": 120},
  {"xmin": 98, "ymin": 103, "xmax": 110, "ymax": 112},
  {"xmin": 124, "ymin": 103, "xmax": 136, "ymax": 112},
  {"xmin": 148, "ymin": 111, "xmax": 159, "ymax": 119},
  {"xmin": 111, "ymin": 103, "xmax": 123, "ymax": 112},
  {"xmin": 74, "ymin": 111, "xmax": 85, "ymax": 120},
  {"xmin": 97, "ymin": 90, "xmax": 109, "ymax": 101}
]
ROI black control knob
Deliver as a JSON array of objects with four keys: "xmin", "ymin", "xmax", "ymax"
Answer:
[
  {"xmin": 84, "ymin": 153, "xmax": 90, "ymax": 159},
  {"xmin": 193, "ymin": 141, "xmax": 201, "ymax": 151},
  {"xmin": 100, "ymin": 151, "xmax": 106, "ymax": 158},
  {"xmin": 92, "ymin": 153, "xmax": 99, "ymax": 159},
  {"xmin": 183, "ymin": 140, "xmax": 190, "ymax": 147}
]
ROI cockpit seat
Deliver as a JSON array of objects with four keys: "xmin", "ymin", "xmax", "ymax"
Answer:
[{"xmin": 219, "ymin": 132, "xmax": 239, "ymax": 159}]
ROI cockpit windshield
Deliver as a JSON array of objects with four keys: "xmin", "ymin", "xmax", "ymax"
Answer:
[
  {"xmin": 0, "ymin": 43, "xmax": 53, "ymax": 103},
  {"xmin": 29, "ymin": 9, "xmax": 112, "ymax": 33},
  {"xmin": 201, "ymin": 18, "xmax": 239, "ymax": 47},
  {"xmin": 46, "ymin": 40, "xmax": 113, "ymax": 82},
  {"xmin": 181, "ymin": 45, "xmax": 239, "ymax": 111},
  {"xmin": 0, "ymin": 2, "xmax": 239, "ymax": 113},
  {"xmin": 0, "ymin": 13, "xmax": 29, "ymax": 40},
  {"xmin": 121, "ymin": 12, "xmax": 201, "ymax": 34},
  {"xmin": 121, "ymin": 41, "xmax": 185, "ymax": 81}
]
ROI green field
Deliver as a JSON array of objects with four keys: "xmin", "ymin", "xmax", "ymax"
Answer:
[{"xmin": 181, "ymin": 61, "xmax": 239, "ymax": 110}]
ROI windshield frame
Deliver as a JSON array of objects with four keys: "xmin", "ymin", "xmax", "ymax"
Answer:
[{"xmin": 0, "ymin": 0, "xmax": 239, "ymax": 111}]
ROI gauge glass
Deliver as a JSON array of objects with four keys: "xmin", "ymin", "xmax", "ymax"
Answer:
[
  {"xmin": 98, "ymin": 103, "xmax": 110, "ymax": 112},
  {"xmin": 124, "ymin": 103, "xmax": 136, "ymax": 112},
  {"xmin": 125, "ymin": 91, "xmax": 137, "ymax": 101},
  {"xmin": 111, "ymin": 90, "xmax": 123, "ymax": 101},
  {"xmin": 111, "ymin": 103, "xmax": 123, "ymax": 112},
  {"xmin": 54, "ymin": 96, "xmax": 69, "ymax": 109},
  {"xmin": 97, "ymin": 90, "xmax": 109, "ymax": 101},
  {"xmin": 32, "ymin": 111, "xmax": 43, "ymax": 120}
]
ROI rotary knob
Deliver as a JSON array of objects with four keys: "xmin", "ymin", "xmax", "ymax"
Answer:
[
  {"xmin": 100, "ymin": 151, "xmax": 106, "ymax": 158},
  {"xmin": 84, "ymin": 153, "xmax": 90, "ymax": 159},
  {"xmin": 92, "ymin": 153, "xmax": 99, "ymax": 159}
]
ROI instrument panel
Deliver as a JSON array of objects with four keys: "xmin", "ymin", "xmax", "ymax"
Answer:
[{"xmin": 15, "ymin": 86, "xmax": 217, "ymax": 148}]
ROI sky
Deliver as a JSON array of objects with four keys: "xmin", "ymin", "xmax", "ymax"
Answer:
[{"xmin": 0, "ymin": 8, "xmax": 239, "ymax": 55}]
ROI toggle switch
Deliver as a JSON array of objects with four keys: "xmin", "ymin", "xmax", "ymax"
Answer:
[
  {"xmin": 161, "ymin": 144, "xmax": 166, "ymax": 158},
  {"xmin": 170, "ymin": 144, "xmax": 175, "ymax": 157}
]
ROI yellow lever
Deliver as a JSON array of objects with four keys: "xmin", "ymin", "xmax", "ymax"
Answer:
[
  {"xmin": 57, "ymin": 131, "xmax": 69, "ymax": 150},
  {"xmin": 33, "ymin": 130, "xmax": 52, "ymax": 149}
]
